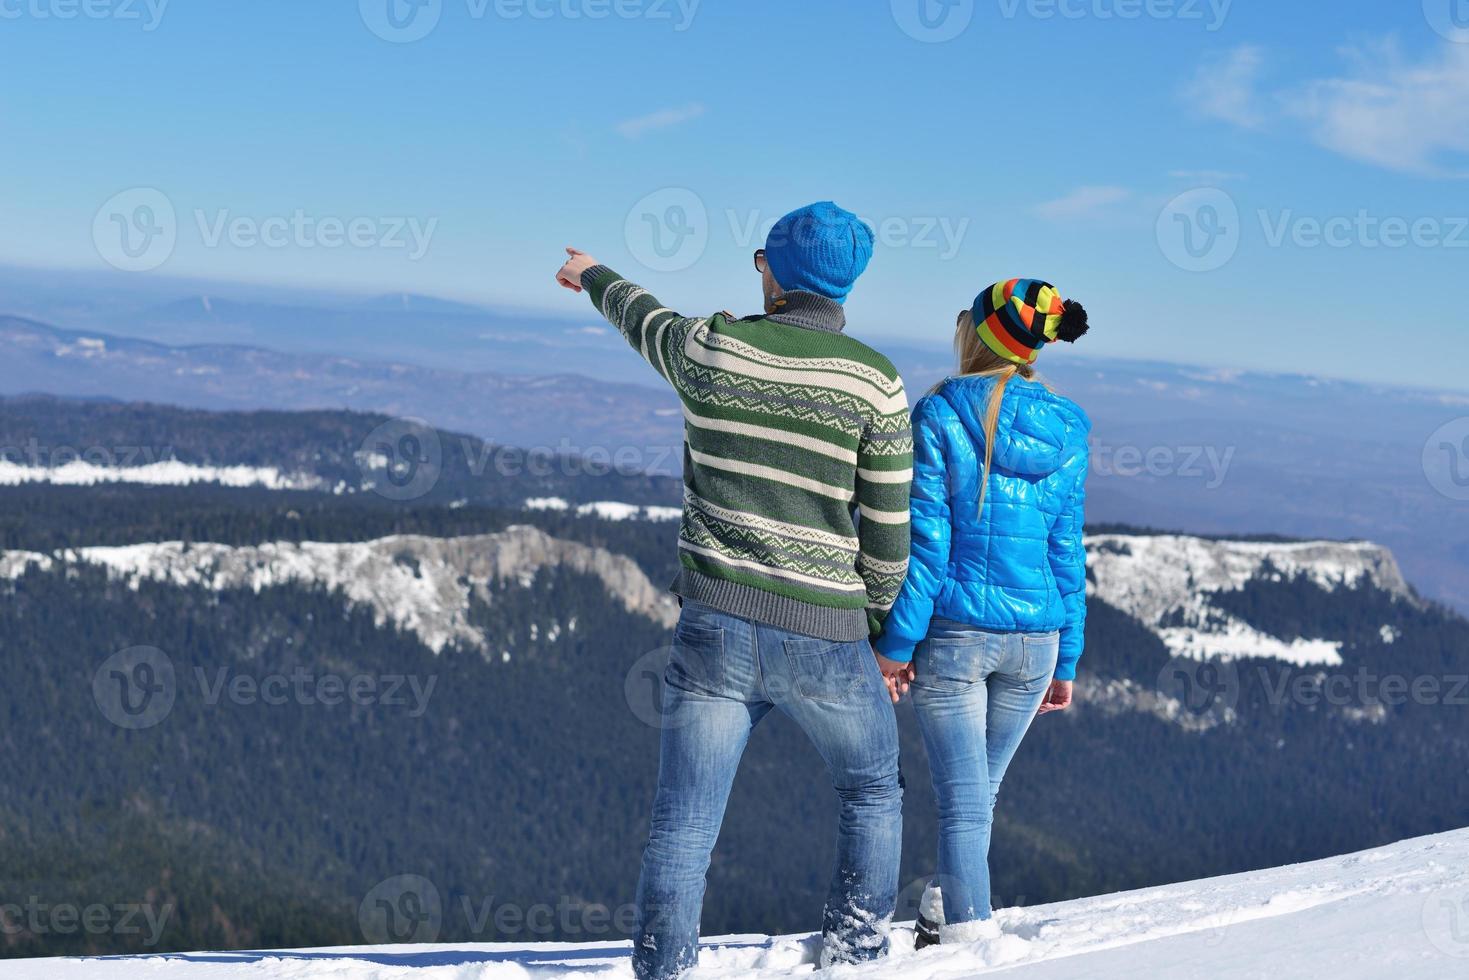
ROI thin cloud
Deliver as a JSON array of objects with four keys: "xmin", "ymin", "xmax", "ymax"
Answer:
[
  {"xmin": 615, "ymin": 103, "xmax": 707, "ymax": 140},
  {"xmin": 1182, "ymin": 46, "xmax": 1266, "ymax": 128},
  {"xmin": 1034, "ymin": 186, "xmax": 1132, "ymax": 221},
  {"xmin": 1285, "ymin": 42, "xmax": 1469, "ymax": 177}
]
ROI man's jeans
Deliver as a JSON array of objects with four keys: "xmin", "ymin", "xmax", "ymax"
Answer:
[
  {"xmin": 633, "ymin": 601, "xmax": 903, "ymax": 980},
  {"xmin": 910, "ymin": 621, "xmax": 1059, "ymax": 934}
]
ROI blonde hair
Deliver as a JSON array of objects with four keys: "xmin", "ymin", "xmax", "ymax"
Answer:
[{"xmin": 930, "ymin": 309, "xmax": 1040, "ymax": 518}]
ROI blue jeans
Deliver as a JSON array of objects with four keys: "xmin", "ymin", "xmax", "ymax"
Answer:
[
  {"xmin": 910, "ymin": 621, "xmax": 1059, "ymax": 931},
  {"xmin": 633, "ymin": 601, "xmax": 903, "ymax": 980}
]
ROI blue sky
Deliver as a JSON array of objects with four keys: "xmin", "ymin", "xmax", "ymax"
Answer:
[{"xmin": 2, "ymin": 0, "xmax": 1468, "ymax": 388}]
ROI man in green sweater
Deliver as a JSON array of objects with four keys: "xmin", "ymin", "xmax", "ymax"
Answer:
[{"xmin": 556, "ymin": 201, "xmax": 912, "ymax": 978}]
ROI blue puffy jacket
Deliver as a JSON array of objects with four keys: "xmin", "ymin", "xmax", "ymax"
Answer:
[{"xmin": 873, "ymin": 374, "xmax": 1091, "ymax": 679}]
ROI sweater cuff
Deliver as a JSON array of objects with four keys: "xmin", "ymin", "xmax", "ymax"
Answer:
[{"xmin": 580, "ymin": 263, "xmax": 618, "ymax": 293}]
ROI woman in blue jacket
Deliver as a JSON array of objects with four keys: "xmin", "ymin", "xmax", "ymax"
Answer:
[{"xmin": 873, "ymin": 279, "xmax": 1091, "ymax": 947}]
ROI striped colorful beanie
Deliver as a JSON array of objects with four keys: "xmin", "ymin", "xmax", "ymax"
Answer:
[{"xmin": 974, "ymin": 278, "xmax": 1090, "ymax": 365}]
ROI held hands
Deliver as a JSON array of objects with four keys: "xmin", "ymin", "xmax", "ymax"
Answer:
[
  {"xmin": 555, "ymin": 247, "xmax": 599, "ymax": 293},
  {"xmin": 1037, "ymin": 679, "xmax": 1074, "ymax": 715},
  {"xmin": 872, "ymin": 647, "xmax": 915, "ymax": 705}
]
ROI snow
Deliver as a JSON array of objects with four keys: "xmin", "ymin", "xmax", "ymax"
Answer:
[
  {"xmin": 0, "ymin": 460, "xmax": 323, "ymax": 491},
  {"xmin": 1085, "ymin": 534, "xmax": 1413, "ymax": 667},
  {"xmin": 15, "ymin": 829, "xmax": 1469, "ymax": 979},
  {"xmin": 524, "ymin": 499, "xmax": 682, "ymax": 522},
  {"xmin": 4, "ymin": 528, "xmax": 679, "ymax": 652}
]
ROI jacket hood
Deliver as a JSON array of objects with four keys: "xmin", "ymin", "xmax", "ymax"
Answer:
[{"xmin": 937, "ymin": 375, "xmax": 1091, "ymax": 479}]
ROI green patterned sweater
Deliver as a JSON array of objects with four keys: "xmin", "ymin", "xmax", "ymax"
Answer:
[{"xmin": 581, "ymin": 265, "xmax": 913, "ymax": 641}]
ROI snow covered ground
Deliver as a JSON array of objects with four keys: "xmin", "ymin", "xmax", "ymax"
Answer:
[
  {"xmin": 10, "ymin": 829, "xmax": 1468, "ymax": 979},
  {"xmin": 0, "ymin": 459, "xmax": 324, "ymax": 491}
]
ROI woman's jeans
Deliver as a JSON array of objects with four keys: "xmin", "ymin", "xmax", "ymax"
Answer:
[
  {"xmin": 910, "ymin": 621, "xmax": 1059, "ymax": 930},
  {"xmin": 633, "ymin": 601, "xmax": 903, "ymax": 980}
]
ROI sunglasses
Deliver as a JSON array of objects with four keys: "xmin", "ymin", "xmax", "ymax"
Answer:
[{"xmin": 753, "ymin": 249, "xmax": 767, "ymax": 272}]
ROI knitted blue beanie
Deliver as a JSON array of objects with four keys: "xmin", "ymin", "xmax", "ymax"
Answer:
[{"xmin": 763, "ymin": 202, "xmax": 874, "ymax": 306}]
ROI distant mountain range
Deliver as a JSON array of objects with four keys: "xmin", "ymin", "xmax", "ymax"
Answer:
[{"xmin": 2, "ymin": 298, "xmax": 1465, "ymax": 615}]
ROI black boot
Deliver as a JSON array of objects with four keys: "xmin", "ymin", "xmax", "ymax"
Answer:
[{"xmin": 914, "ymin": 911, "xmax": 941, "ymax": 951}]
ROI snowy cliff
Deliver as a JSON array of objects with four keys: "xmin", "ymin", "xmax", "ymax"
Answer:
[
  {"xmin": 2, "ymin": 526, "xmax": 679, "ymax": 652},
  {"xmin": 0, "ymin": 530, "xmax": 1415, "ymax": 665},
  {"xmin": 1086, "ymin": 534, "xmax": 1415, "ymax": 666}
]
